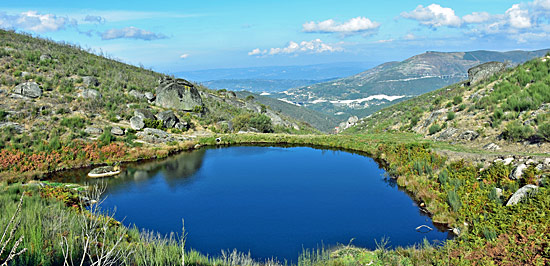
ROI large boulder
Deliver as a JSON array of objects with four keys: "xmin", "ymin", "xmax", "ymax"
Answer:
[
  {"xmin": 157, "ymin": 111, "xmax": 179, "ymax": 128},
  {"xmin": 84, "ymin": 127, "xmax": 103, "ymax": 135},
  {"xmin": 79, "ymin": 88, "xmax": 101, "ymax": 99},
  {"xmin": 134, "ymin": 109, "xmax": 156, "ymax": 121},
  {"xmin": 130, "ymin": 116, "xmax": 145, "ymax": 130},
  {"xmin": 136, "ymin": 128, "xmax": 175, "ymax": 143},
  {"xmin": 509, "ymin": 164, "xmax": 527, "ymax": 180},
  {"xmin": 506, "ymin": 185, "xmax": 539, "ymax": 206},
  {"xmin": 468, "ymin": 62, "xmax": 506, "ymax": 84},
  {"xmin": 13, "ymin": 82, "xmax": 42, "ymax": 98},
  {"xmin": 458, "ymin": 130, "xmax": 479, "ymax": 141},
  {"xmin": 82, "ymin": 76, "xmax": 99, "ymax": 87},
  {"xmin": 155, "ymin": 77, "xmax": 203, "ymax": 111},
  {"xmin": 144, "ymin": 92, "xmax": 155, "ymax": 102},
  {"xmin": 129, "ymin": 90, "xmax": 146, "ymax": 100},
  {"xmin": 110, "ymin": 126, "xmax": 124, "ymax": 136}
]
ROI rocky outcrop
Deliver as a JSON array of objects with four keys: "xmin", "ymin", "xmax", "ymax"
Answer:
[
  {"xmin": 336, "ymin": 116, "xmax": 359, "ymax": 133},
  {"xmin": 157, "ymin": 111, "xmax": 179, "ymax": 128},
  {"xmin": 84, "ymin": 127, "xmax": 103, "ymax": 135},
  {"xmin": 144, "ymin": 92, "xmax": 155, "ymax": 102},
  {"xmin": 134, "ymin": 109, "xmax": 156, "ymax": 121},
  {"xmin": 458, "ymin": 130, "xmax": 479, "ymax": 141},
  {"xmin": 110, "ymin": 126, "xmax": 124, "ymax": 136},
  {"xmin": 506, "ymin": 185, "xmax": 538, "ymax": 206},
  {"xmin": 509, "ymin": 164, "xmax": 527, "ymax": 180},
  {"xmin": 82, "ymin": 76, "xmax": 99, "ymax": 87},
  {"xmin": 483, "ymin": 143, "xmax": 501, "ymax": 151},
  {"xmin": 40, "ymin": 54, "xmax": 51, "ymax": 61},
  {"xmin": 468, "ymin": 62, "xmax": 506, "ymax": 84},
  {"xmin": 129, "ymin": 90, "xmax": 146, "ymax": 100},
  {"xmin": 155, "ymin": 77, "xmax": 203, "ymax": 111},
  {"xmin": 175, "ymin": 122, "xmax": 189, "ymax": 131},
  {"xmin": 13, "ymin": 82, "xmax": 42, "ymax": 98},
  {"xmin": 130, "ymin": 116, "xmax": 145, "ymax": 130},
  {"xmin": 79, "ymin": 88, "xmax": 101, "ymax": 99},
  {"xmin": 0, "ymin": 122, "xmax": 25, "ymax": 133},
  {"xmin": 136, "ymin": 128, "xmax": 175, "ymax": 143}
]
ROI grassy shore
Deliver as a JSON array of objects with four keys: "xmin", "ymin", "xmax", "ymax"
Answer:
[{"xmin": 1, "ymin": 133, "xmax": 549, "ymax": 265}]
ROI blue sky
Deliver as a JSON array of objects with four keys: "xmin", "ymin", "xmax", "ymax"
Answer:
[{"xmin": 1, "ymin": 0, "xmax": 549, "ymax": 73}]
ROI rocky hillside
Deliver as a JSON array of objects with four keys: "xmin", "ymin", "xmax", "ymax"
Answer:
[
  {"xmin": 276, "ymin": 49, "xmax": 550, "ymax": 119},
  {"xmin": 0, "ymin": 30, "xmax": 316, "ymax": 157},
  {"xmin": 346, "ymin": 56, "xmax": 550, "ymax": 154}
]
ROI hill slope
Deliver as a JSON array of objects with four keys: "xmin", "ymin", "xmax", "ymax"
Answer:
[
  {"xmin": 0, "ymin": 29, "xmax": 317, "ymax": 174},
  {"xmin": 346, "ymin": 56, "xmax": 550, "ymax": 154},
  {"xmin": 276, "ymin": 49, "xmax": 550, "ymax": 119}
]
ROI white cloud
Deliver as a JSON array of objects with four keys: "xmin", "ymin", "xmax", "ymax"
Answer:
[
  {"xmin": 375, "ymin": 39, "xmax": 394, "ymax": 43},
  {"xmin": 533, "ymin": 0, "xmax": 550, "ymax": 10},
  {"xmin": 248, "ymin": 39, "xmax": 342, "ymax": 57},
  {"xmin": 506, "ymin": 4, "xmax": 531, "ymax": 29},
  {"xmin": 0, "ymin": 11, "xmax": 72, "ymax": 32},
  {"xmin": 402, "ymin": 33, "xmax": 416, "ymax": 40},
  {"xmin": 101, "ymin": 26, "xmax": 167, "ymax": 40},
  {"xmin": 302, "ymin": 16, "xmax": 380, "ymax": 34},
  {"xmin": 83, "ymin": 15, "xmax": 105, "ymax": 24},
  {"xmin": 180, "ymin": 53, "xmax": 189, "ymax": 59},
  {"xmin": 401, "ymin": 4, "xmax": 461, "ymax": 28},
  {"xmin": 462, "ymin": 12, "xmax": 491, "ymax": 24}
]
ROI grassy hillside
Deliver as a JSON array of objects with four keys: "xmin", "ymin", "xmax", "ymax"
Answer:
[
  {"xmin": 236, "ymin": 91, "xmax": 339, "ymax": 132},
  {"xmin": 347, "ymin": 56, "xmax": 550, "ymax": 153},
  {"xmin": 278, "ymin": 49, "xmax": 550, "ymax": 119},
  {"xmin": 0, "ymin": 29, "xmax": 316, "ymax": 177}
]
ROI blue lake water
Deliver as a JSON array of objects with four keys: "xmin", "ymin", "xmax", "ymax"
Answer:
[{"xmin": 65, "ymin": 146, "xmax": 451, "ymax": 261}]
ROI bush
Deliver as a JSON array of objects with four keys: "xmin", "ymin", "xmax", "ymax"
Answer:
[
  {"xmin": 502, "ymin": 121, "xmax": 534, "ymax": 141},
  {"xmin": 232, "ymin": 113, "xmax": 273, "ymax": 133},
  {"xmin": 447, "ymin": 190, "xmax": 461, "ymax": 212},
  {"xmin": 428, "ymin": 124, "xmax": 442, "ymax": 135},
  {"xmin": 447, "ymin": 112, "xmax": 455, "ymax": 120},
  {"xmin": 98, "ymin": 127, "xmax": 116, "ymax": 146},
  {"xmin": 60, "ymin": 116, "xmax": 86, "ymax": 129},
  {"xmin": 143, "ymin": 119, "xmax": 163, "ymax": 129},
  {"xmin": 537, "ymin": 122, "xmax": 550, "ymax": 141},
  {"xmin": 453, "ymin": 96, "xmax": 463, "ymax": 105}
]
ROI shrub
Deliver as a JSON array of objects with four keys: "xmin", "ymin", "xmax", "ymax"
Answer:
[
  {"xmin": 98, "ymin": 127, "xmax": 116, "ymax": 146},
  {"xmin": 143, "ymin": 119, "xmax": 163, "ymax": 129},
  {"xmin": 60, "ymin": 117, "xmax": 86, "ymax": 129},
  {"xmin": 438, "ymin": 170, "xmax": 449, "ymax": 185},
  {"xmin": 502, "ymin": 121, "xmax": 534, "ymax": 141},
  {"xmin": 447, "ymin": 190, "xmax": 461, "ymax": 212},
  {"xmin": 453, "ymin": 96, "xmax": 463, "ymax": 105},
  {"xmin": 232, "ymin": 113, "xmax": 273, "ymax": 133},
  {"xmin": 447, "ymin": 112, "xmax": 455, "ymax": 120},
  {"xmin": 537, "ymin": 122, "xmax": 550, "ymax": 141},
  {"xmin": 428, "ymin": 124, "xmax": 442, "ymax": 135}
]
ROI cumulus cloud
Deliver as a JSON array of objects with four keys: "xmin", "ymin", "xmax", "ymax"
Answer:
[
  {"xmin": 100, "ymin": 27, "xmax": 167, "ymax": 40},
  {"xmin": 0, "ymin": 11, "xmax": 73, "ymax": 32},
  {"xmin": 401, "ymin": 4, "xmax": 461, "ymax": 28},
  {"xmin": 302, "ymin": 16, "xmax": 380, "ymax": 35},
  {"xmin": 248, "ymin": 39, "xmax": 342, "ymax": 56},
  {"xmin": 462, "ymin": 12, "xmax": 491, "ymax": 24},
  {"xmin": 180, "ymin": 54, "xmax": 189, "ymax": 59},
  {"xmin": 83, "ymin": 15, "xmax": 106, "ymax": 24},
  {"xmin": 533, "ymin": 0, "xmax": 550, "ymax": 9},
  {"xmin": 506, "ymin": 4, "xmax": 531, "ymax": 29}
]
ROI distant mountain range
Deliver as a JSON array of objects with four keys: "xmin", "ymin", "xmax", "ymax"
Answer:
[
  {"xmin": 273, "ymin": 49, "xmax": 550, "ymax": 119},
  {"xmin": 173, "ymin": 62, "xmax": 377, "ymax": 93}
]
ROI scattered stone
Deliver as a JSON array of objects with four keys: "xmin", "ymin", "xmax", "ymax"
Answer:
[
  {"xmin": 436, "ymin": 127, "xmax": 458, "ymax": 140},
  {"xmin": 494, "ymin": 188, "xmax": 503, "ymax": 198},
  {"xmin": 468, "ymin": 62, "xmax": 507, "ymax": 84},
  {"xmin": 525, "ymin": 159, "xmax": 536, "ymax": 165},
  {"xmin": 110, "ymin": 126, "xmax": 124, "ymax": 136},
  {"xmin": 136, "ymin": 128, "xmax": 175, "ymax": 143},
  {"xmin": 545, "ymin": 158, "xmax": 550, "ymax": 166},
  {"xmin": 134, "ymin": 109, "xmax": 156, "ymax": 120},
  {"xmin": 40, "ymin": 54, "xmax": 52, "ymax": 61},
  {"xmin": 0, "ymin": 122, "xmax": 25, "ymax": 133},
  {"xmin": 175, "ymin": 122, "xmax": 189, "ymax": 131},
  {"xmin": 536, "ymin": 164, "xmax": 544, "ymax": 171},
  {"xmin": 458, "ymin": 130, "xmax": 479, "ymax": 141},
  {"xmin": 483, "ymin": 143, "xmax": 501, "ymax": 151},
  {"xmin": 509, "ymin": 164, "xmax": 527, "ymax": 180},
  {"xmin": 155, "ymin": 77, "xmax": 203, "ymax": 111},
  {"xmin": 503, "ymin": 157, "xmax": 514, "ymax": 165},
  {"xmin": 13, "ymin": 82, "xmax": 42, "ymax": 98},
  {"xmin": 130, "ymin": 116, "xmax": 145, "ymax": 130},
  {"xmin": 82, "ymin": 76, "xmax": 99, "ymax": 87},
  {"xmin": 129, "ymin": 90, "xmax": 146, "ymax": 99},
  {"xmin": 506, "ymin": 185, "xmax": 539, "ymax": 206},
  {"xmin": 156, "ymin": 110, "xmax": 179, "ymax": 128},
  {"xmin": 144, "ymin": 92, "xmax": 155, "ymax": 101},
  {"xmin": 84, "ymin": 127, "xmax": 103, "ymax": 135},
  {"xmin": 79, "ymin": 88, "xmax": 102, "ymax": 99},
  {"xmin": 21, "ymin": 71, "xmax": 30, "ymax": 77}
]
